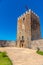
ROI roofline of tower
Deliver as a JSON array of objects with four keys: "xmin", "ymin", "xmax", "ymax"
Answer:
[{"xmin": 18, "ymin": 9, "xmax": 39, "ymax": 20}]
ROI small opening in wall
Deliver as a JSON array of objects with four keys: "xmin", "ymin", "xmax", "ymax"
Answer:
[
  {"xmin": 22, "ymin": 43, "xmax": 23, "ymax": 47},
  {"xmin": 23, "ymin": 17, "xmax": 25, "ymax": 21},
  {"xmin": 22, "ymin": 36, "xmax": 24, "ymax": 40}
]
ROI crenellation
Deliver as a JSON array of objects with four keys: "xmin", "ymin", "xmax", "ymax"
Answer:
[
  {"xmin": 17, "ymin": 17, "xmax": 19, "ymax": 20},
  {"xmin": 31, "ymin": 11, "xmax": 33, "ymax": 13},
  {"xmin": 23, "ymin": 13, "xmax": 25, "ymax": 17},
  {"xmin": 26, "ymin": 11, "xmax": 28, "ymax": 14},
  {"xmin": 37, "ymin": 16, "xmax": 39, "ymax": 18},
  {"xmin": 34, "ymin": 12, "xmax": 36, "ymax": 15},
  {"xmin": 21, "ymin": 15, "xmax": 23, "ymax": 17},
  {"xmin": 25, "ymin": 11, "xmax": 29, "ymax": 14},
  {"xmin": 18, "ymin": 16, "xmax": 22, "ymax": 19},
  {"xmin": 18, "ymin": 16, "xmax": 20, "ymax": 20},
  {"xmin": 29, "ymin": 9, "xmax": 31, "ymax": 12},
  {"xmin": 36, "ymin": 14, "xmax": 37, "ymax": 16}
]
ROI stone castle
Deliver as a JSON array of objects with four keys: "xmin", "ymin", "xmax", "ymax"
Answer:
[
  {"xmin": 17, "ymin": 9, "xmax": 41, "ymax": 48},
  {"xmin": 0, "ymin": 9, "xmax": 43, "ymax": 50}
]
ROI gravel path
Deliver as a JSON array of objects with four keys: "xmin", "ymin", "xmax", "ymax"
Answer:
[{"xmin": 0, "ymin": 47, "xmax": 43, "ymax": 65}]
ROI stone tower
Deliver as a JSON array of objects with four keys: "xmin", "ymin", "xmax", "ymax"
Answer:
[{"xmin": 17, "ymin": 9, "xmax": 41, "ymax": 48}]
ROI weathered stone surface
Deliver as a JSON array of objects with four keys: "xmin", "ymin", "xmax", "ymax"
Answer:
[
  {"xmin": 17, "ymin": 10, "xmax": 41, "ymax": 48},
  {"xmin": 31, "ymin": 39, "xmax": 43, "ymax": 51},
  {"xmin": 0, "ymin": 40, "xmax": 16, "ymax": 47}
]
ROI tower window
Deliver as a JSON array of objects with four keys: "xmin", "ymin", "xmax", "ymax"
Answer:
[
  {"xmin": 22, "ymin": 36, "xmax": 24, "ymax": 40},
  {"xmin": 23, "ymin": 17, "xmax": 25, "ymax": 21}
]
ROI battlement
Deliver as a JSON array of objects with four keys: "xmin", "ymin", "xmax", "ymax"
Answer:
[{"xmin": 18, "ymin": 9, "xmax": 39, "ymax": 20}]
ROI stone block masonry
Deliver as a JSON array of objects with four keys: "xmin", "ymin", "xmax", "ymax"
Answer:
[
  {"xmin": 17, "ymin": 9, "xmax": 41, "ymax": 48},
  {"xmin": 31, "ymin": 39, "xmax": 43, "ymax": 51},
  {"xmin": 0, "ymin": 40, "xmax": 16, "ymax": 47}
]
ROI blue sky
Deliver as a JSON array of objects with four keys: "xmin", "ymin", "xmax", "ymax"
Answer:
[{"xmin": 0, "ymin": 0, "xmax": 43, "ymax": 40}]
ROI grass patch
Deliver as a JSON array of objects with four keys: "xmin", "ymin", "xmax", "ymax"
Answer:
[
  {"xmin": 0, "ymin": 52, "xmax": 13, "ymax": 65},
  {"xmin": 36, "ymin": 50, "xmax": 43, "ymax": 55}
]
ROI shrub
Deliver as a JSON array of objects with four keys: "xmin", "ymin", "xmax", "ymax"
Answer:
[
  {"xmin": 36, "ymin": 48, "xmax": 43, "ymax": 55},
  {"xmin": 37, "ymin": 47, "xmax": 40, "ymax": 52},
  {"xmin": 36, "ymin": 50, "xmax": 43, "ymax": 55}
]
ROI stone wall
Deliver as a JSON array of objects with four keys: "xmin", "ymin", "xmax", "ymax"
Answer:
[
  {"xmin": 31, "ymin": 12, "xmax": 40, "ymax": 40},
  {"xmin": 0, "ymin": 40, "xmax": 16, "ymax": 47},
  {"xmin": 6, "ymin": 41, "xmax": 16, "ymax": 47},
  {"xmin": 31, "ymin": 39, "xmax": 43, "ymax": 51},
  {"xmin": 0, "ymin": 40, "xmax": 7, "ymax": 47},
  {"xmin": 0, "ymin": 39, "xmax": 43, "ymax": 51}
]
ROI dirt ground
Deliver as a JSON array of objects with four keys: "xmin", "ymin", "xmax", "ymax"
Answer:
[{"xmin": 0, "ymin": 47, "xmax": 43, "ymax": 65}]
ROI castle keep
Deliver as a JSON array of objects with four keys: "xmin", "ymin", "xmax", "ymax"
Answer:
[
  {"xmin": 0, "ymin": 9, "xmax": 43, "ymax": 51},
  {"xmin": 17, "ymin": 9, "xmax": 41, "ymax": 48}
]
